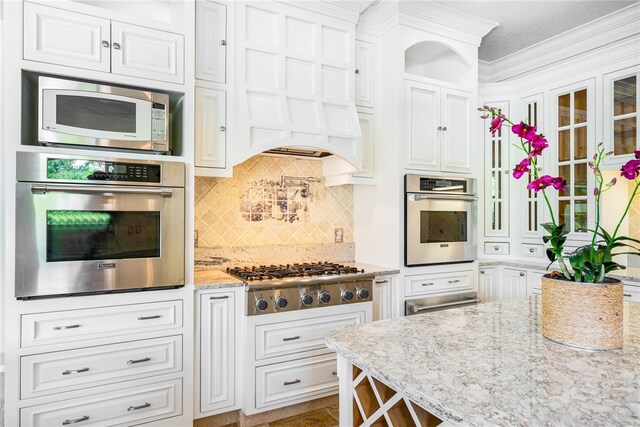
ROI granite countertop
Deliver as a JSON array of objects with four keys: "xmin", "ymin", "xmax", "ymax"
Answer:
[
  {"xmin": 326, "ymin": 298, "xmax": 640, "ymax": 426},
  {"xmin": 479, "ymin": 259, "xmax": 640, "ymax": 283}
]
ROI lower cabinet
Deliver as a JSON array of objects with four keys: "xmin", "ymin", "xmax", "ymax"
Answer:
[
  {"xmin": 478, "ymin": 267, "xmax": 500, "ymax": 303},
  {"xmin": 502, "ymin": 268, "xmax": 528, "ymax": 301},
  {"xmin": 197, "ymin": 289, "xmax": 239, "ymax": 417},
  {"xmin": 373, "ymin": 275, "xmax": 394, "ymax": 320}
]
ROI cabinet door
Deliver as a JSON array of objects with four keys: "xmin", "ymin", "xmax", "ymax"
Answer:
[
  {"xmin": 200, "ymin": 291, "xmax": 235, "ymax": 413},
  {"xmin": 23, "ymin": 2, "xmax": 111, "ymax": 72},
  {"xmin": 520, "ymin": 93, "xmax": 545, "ymax": 239},
  {"xmin": 528, "ymin": 270, "xmax": 546, "ymax": 296},
  {"xmin": 483, "ymin": 101, "xmax": 510, "ymax": 238},
  {"xmin": 195, "ymin": 88, "xmax": 227, "ymax": 169},
  {"xmin": 478, "ymin": 267, "xmax": 500, "ymax": 303},
  {"xmin": 502, "ymin": 268, "xmax": 528, "ymax": 301},
  {"xmin": 353, "ymin": 111, "xmax": 374, "ymax": 178},
  {"xmin": 355, "ymin": 40, "xmax": 374, "ymax": 108},
  {"xmin": 111, "ymin": 22, "xmax": 184, "ymax": 84},
  {"xmin": 604, "ymin": 67, "xmax": 639, "ymax": 162},
  {"xmin": 196, "ymin": 1, "xmax": 227, "ymax": 83},
  {"xmin": 441, "ymin": 88, "xmax": 473, "ymax": 174},
  {"xmin": 405, "ymin": 81, "xmax": 440, "ymax": 171},
  {"xmin": 373, "ymin": 276, "xmax": 393, "ymax": 321}
]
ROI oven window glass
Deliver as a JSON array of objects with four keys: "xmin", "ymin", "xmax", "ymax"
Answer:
[
  {"xmin": 420, "ymin": 211, "xmax": 467, "ymax": 243},
  {"xmin": 56, "ymin": 95, "xmax": 137, "ymax": 133},
  {"xmin": 46, "ymin": 210, "xmax": 160, "ymax": 262}
]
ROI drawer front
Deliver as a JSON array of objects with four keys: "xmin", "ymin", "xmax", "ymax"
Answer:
[
  {"xmin": 624, "ymin": 285, "xmax": 640, "ymax": 302},
  {"xmin": 20, "ymin": 379, "xmax": 182, "ymax": 427},
  {"xmin": 406, "ymin": 270, "xmax": 474, "ymax": 296},
  {"xmin": 22, "ymin": 300, "xmax": 183, "ymax": 348},
  {"xmin": 256, "ymin": 312, "xmax": 365, "ymax": 360},
  {"xmin": 21, "ymin": 335, "xmax": 182, "ymax": 399},
  {"xmin": 521, "ymin": 244, "xmax": 544, "ymax": 258},
  {"xmin": 484, "ymin": 242, "xmax": 510, "ymax": 255},
  {"xmin": 256, "ymin": 354, "xmax": 337, "ymax": 409}
]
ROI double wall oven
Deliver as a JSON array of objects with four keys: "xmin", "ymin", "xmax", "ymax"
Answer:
[
  {"xmin": 15, "ymin": 152, "xmax": 185, "ymax": 299},
  {"xmin": 405, "ymin": 174, "xmax": 478, "ymax": 266}
]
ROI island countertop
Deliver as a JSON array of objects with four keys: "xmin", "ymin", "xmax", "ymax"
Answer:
[{"xmin": 326, "ymin": 298, "xmax": 640, "ymax": 426}]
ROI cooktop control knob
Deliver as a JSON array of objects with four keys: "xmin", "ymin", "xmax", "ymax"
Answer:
[
  {"xmin": 275, "ymin": 296, "xmax": 288, "ymax": 309},
  {"xmin": 356, "ymin": 288, "xmax": 370, "ymax": 299},
  {"xmin": 341, "ymin": 290, "xmax": 354, "ymax": 301},
  {"xmin": 318, "ymin": 292, "xmax": 331, "ymax": 304},
  {"xmin": 301, "ymin": 294, "xmax": 314, "ymax": 306},
  {"xmin": 255, "ymin": 298, "xmax": 268, "ymax": 311}
]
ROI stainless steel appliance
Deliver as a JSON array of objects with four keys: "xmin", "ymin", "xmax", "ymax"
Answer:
[
  {"xmin": 226, "ymin": 263, "xmax": 374, "ymax": 316},
  {"xmin": 405, "ymin": 174, "xmax": 478, "ymax": 266},
  {"xmin": 16, "ymin": 152, "xmax": 185, "ymax": 299},
  {"xmin": 405, "ymin": 292, "xmax": 480, "ymax": 315},
  {"xmin": 39, "ymin": 76, "xmax": 170, "ymax": 153}
]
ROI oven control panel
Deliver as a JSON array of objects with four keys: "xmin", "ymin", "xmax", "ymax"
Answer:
[{"xmin": 46, "ymin": 158, "xmax": 161, "ymax": 183}]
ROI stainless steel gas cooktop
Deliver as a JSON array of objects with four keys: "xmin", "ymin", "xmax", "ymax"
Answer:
[{"xmin": 227, "ymin": 263, "xmax": 374, "ymax": 316}]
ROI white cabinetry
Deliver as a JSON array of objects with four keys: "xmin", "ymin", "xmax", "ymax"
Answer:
[
  {"xmin": 197, "ymin": 289, "xmax": 238, "ymax": 417},
  {"xmin": 355, "ymin": 39, "xmax": 374, "ymax": 108},
  {"xmin": 373, "ymin": 276, "xmax": 393, "ymax": 320},
  {"xmin": 624, "ymin": 283, "xmax": 640, "ymax": 302},
  {"xmin": 23, "ymin": 2, "xmax": 184, "ymax": 83},
  {"xmin": 195, "ymin": 87, "xmax": 227, "ymax": 170},
  {"xmin": 196, "ymin": 0, "xmax": 227, "ymax": 83},
  {"xmin": 502, "ymin": 268, "xmax": 528, "ymax": 301},
  {"xmin": 528, "ymin": 270, "xmax": 546, "ymax": 296},
  {"xmin": 352, "ymin": 111, "xmax": 375, "ymax": 179},
  {"xmin": 405, "ymin": 80, "xmax": 472, "ymax": 174},
  {"xmin": 478, "ymin": 267, "xmax": 500, "ymax": 303},
  {"xmin": 603, "ymin": 66, "xmax": 639, "ymax": 164}
]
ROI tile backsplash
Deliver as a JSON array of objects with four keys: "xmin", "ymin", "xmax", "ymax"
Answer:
[{"xmin": 195, "ymin": 155, "xmax": 354, "ymax": 248}]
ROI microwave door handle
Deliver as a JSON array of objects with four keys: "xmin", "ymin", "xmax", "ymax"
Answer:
[
  {"xmin": 411, "ymin": 194, "xmax": 478, "ymax": 201},
  {"xmin": 31, "ymin": 184, "xmax": 173, "ymax": 198}
]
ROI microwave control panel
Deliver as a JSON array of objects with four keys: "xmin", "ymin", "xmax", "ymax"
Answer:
[
  {"xmin": 47, "ymin": 158, "xmax": 161, "ymax": 183},
  {"xmin": 151, "ymin": 103, "xmax": 167, "ymax": 142},
  {"xmin": 419, "ymin": 178, "xmax": 467, "ymax": 192}
]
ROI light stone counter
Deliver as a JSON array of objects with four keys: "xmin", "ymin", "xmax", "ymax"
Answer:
[
  {"xmin": 193, "ymin": 269, "xmax": 245, "ymax": 290},
  {"xmin": 327, "ymin": 297, "xmax": 640, "ymax": 426}
]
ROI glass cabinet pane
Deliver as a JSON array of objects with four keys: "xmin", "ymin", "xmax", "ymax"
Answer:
[
  {"xmin": 559, "ymin": 200, "xmax": 571, "ymax": 228},
  {"xmin": 559, "ymin": 165, "xmax": 571, "ymax": 197},
  {"xmin": 614, "ymin": 76, "xmax": 636, "ymax": 116},
  {"xmin": 558, "ymin": 94, "xmax": 571, "ymax": 127},
  {"xmin": 484, "ymin": 101, "xmax": 509, "ymax": 237},
  {"xmin": 558, "ymin": 130, "xmax": 571, "ymax": 161},
  {"xmin": 574, "ymin": 200, "xmax": 588, "ymax": 230},
  {"xmin": 574, "ymin": 89, "xmax": 587, "ymax": 124},
  {"xmin": 574, "ymin": 127, "xmax": 587, "ymax": 160},
  {"xmin": 574, "ymin": 163, "xmax": 587, "ymax": 196},
  {"xmin": 614, "ymin": 117, "xmax": 637, "ymax": 155}
]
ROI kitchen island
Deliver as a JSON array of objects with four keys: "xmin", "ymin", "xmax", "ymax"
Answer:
[{"xmin": 326, "ymin": 297, "xmax": 640, "ymax": 426}]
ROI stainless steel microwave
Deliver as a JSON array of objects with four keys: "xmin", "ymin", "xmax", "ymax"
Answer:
[
  {"xmin": 38, "ymin": 76, "xmax": 170, "ymax": 153},
  {"xmin": 405, "ymin": 175, "xmax": 478, "ymax": 266},
  {"xmin": 15, "ymin": 152, "xmax": 185, "ymax": 299}
]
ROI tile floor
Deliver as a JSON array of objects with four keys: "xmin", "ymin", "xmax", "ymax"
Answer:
[{"xmin": 221, "ymin": 405, "xmax": 339, "ymax": 427}]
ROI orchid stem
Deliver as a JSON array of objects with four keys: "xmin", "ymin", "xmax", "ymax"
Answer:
[{"xmin": 612, "ymin": 180, "xmax": 640, "ymax": 241}]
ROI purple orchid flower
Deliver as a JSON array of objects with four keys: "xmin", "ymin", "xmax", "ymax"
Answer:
[
  {"xmin": 621, "ymin": 159, "xmax": 640, "ymax": 180},
  {"xmin": 490, "ymin": 114, "xmax": 506, "ymax": 136},
  {"xmin": 512, "ymin": 121, "xmax": 537, "ymax": 141},
  {"xmin": 513, "ymin": 158, "xmax": 531, "ymax": 179},
  {"xmin": 527, "ymin": 175, "xmax": 566, "ymax": 193}
]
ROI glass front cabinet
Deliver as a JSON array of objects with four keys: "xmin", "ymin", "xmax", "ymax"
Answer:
[
  {"xmin": 604, "ymin": 66, "xmax": 639, "ymax": 164},
  {"xmin": 483, "ymin": 101, "xmax": 510, "ymax": 239}
]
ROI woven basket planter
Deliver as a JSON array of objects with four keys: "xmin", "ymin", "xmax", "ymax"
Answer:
[{"xmin": 541, "ymin": 274, "xmax": 623, "ymax": 350}]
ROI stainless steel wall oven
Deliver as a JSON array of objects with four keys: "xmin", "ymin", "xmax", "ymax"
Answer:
[
  {"xmin": 405, "ymin": 175, "xmax": 477, "ymax": 266},
  {"xmin": 15, "ymin": 152, "xmax": 185, "ymax": 299}
]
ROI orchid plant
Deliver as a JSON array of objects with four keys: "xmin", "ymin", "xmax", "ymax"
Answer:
[{"xmin": 479, "ymin": 106, "xmax": 640, "ymax": 283}]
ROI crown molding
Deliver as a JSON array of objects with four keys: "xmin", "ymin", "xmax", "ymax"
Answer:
[
  {"xmin": 481, "ymin": 3, "xmax": 640, "ymax": 83},
  {"xmin": 279, "ymin": 0, "xmax": 362, "ymax": 23}
]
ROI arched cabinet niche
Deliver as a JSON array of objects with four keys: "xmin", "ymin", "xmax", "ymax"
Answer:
[{"xmin": 404, "ymin": 41, "xmax": 472, "ymax": 86}]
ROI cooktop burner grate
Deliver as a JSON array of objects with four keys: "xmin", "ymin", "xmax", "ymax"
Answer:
[{"xmin": 227, "ymin": 262, "xmax": 364, "ymax": 281}]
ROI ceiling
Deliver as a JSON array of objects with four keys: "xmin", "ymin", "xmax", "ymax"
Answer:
[{"xmin": 432, "ymin": 1, "xmax": 638, "ymax": 62}]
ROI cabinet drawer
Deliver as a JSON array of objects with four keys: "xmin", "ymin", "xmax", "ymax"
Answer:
[
  {"xmin": 21, "ymin": 335, "xmax": 182, "ymax": 399},
  {"xmin": 405, "ymin": 270, "xmax": 474, "ymax": 296},
  {"xmin": 255, "ymin": 312, "xmax": 365, "ymax": 360},
  {"xmin": 22, "ymin": 300, "xmax": 183, "ymax": 348},
  {"xmin": 624, "ymin": 285, "xmax": 640, "ymax": 302},
  {"xmin": 521, "ymin": 244, "xmax": 544, "ymax": 258},
  {"xmin": 20, "ymin": 379, "xmax": 182, "ymax": 427},
  {"xmin": 255, "ymin": 354, "xmax": 337, "ymax": 409},
  {"xmin": 484, "ymin": 242, "xmax": 510, "ymax": 255}
]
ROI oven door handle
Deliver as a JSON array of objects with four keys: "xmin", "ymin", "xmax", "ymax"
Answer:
[
  {"xmin": 31, "ymin": 184, "xmax": 173, "ymax": 198},
  {"xmin": 409, "ymin": 298, "xmax": 480, "ymax": 313},
  {"xmin": 409, "ymin": 194, "xmax": 478, "ymax": 202}
]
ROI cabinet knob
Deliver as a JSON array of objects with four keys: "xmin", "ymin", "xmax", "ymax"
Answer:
[
  {"xmin": 101, "ymin": 40, "xmax": 110, "ymax": 48},
  {"xmin": 480, "ymin": 270, "xmax": 485, "ymax": 274},
  {"xmin": 437, "ymin": 126, "xmax": 443, "ymax": 131},
  {"xmin": 113, "ymin": 42, "xmax": 121, "ymax": 50},
  {"xmin": 220, "ymin": 126, "xmax": 226, "ymax": 132},
  {"xmin": 529, "ymin": 248, "xmax": 535, "ymax": 253},
  {"xmin": 504, "ymin": 170, "xmax": 510, "ymax": 174},
  {"xmin": 354, "ymin": 69, "xmax": 360, "ymax": 74},
  {"xmin": 520, "ymin": 272, "xmax": 525, "ymax": 277},
  {"xmin": 442, "ymin": 126, "xmax": 447, "ymax": 131},
  {"xmin": 220, "ymin": 39, "xmax": 227, "ymax": 46}
]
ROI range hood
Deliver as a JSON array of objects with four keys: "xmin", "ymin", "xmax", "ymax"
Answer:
[{"xmin": 232, "ymin": 1, "xmax": 364, "ymax": 170}]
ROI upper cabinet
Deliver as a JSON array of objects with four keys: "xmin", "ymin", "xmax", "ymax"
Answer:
[
  {"xmin": 23, "ymin": 2, "xmax": 184, "ymax": 84},
  {"xmin": 355, "ymin": 39, "xmax": 375, "ymax": 108},
  {"xmin": 196, "ymin": 0, "xmax": 227, "ymax": 83},
  {"xmin": 604, "ymin": 66, "xmax": 639, "ymax": 164},
  {"xmin": 483, "ymin": 101, "xmax": 510, "ymax": 238}
]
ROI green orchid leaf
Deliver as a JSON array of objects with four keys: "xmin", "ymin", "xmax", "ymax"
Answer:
[
  {"xmin": 546, "ymin": 248, "xmax": 556, "ymax": 263},
  {"xmin": 542, "ymin": 235, "xmax": 550, "ymax": 244},
  {"xmin": 541, "ymin": 223, "xmax": 556, "ymax": 234}
]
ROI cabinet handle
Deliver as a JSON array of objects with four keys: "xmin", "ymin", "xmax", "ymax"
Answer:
[
  {"xmin": 220, "ymin": 126, "xmax": 226, "ymax": 132},
  {"xmin": 62, "ymin": 367, "xmax": 89, "ymax": 375},
  {"xmin": 62, "ymin": 416, "xmax": 90, "ymax": 425},
  {"xmin": 332, "ymin": 370, "xmax": 337, "ymax": 375},
  {"xmin": 529, "ymin": 248, "xmax": 536, "ymax": 253},
  {"xmin": 494, "ymin": 246, "xmax": 499, "ymax": 251},
  {"xmin": 422, "ymin": 282, "xmax": 435, "ymax": 286},
  {"xmin": 520, "ymin": 272, "xmax": 525, "ymax": 277},
  {"xmin": 220, "ymin": 39, "xmax": 227, "ymax": 46},
  {"xmin": 448, "ymin": 279, "xmax": 460, "ymax": 283},
  {"xmin": 127, "ymin": 357, "xmax": 151, "ymax": 365},
  {"xmin": 375, "ymin": 279, "xmax": 389, "ymax": 284},
  {"xmin": 210, "ymin": 295, "xmax": 229, "ymax": 299},
  {"xmin": 54, "ymin": 324, "xmax": 80, "ymax": 330},
  {"xmin": 127, "ymin": 403, "xmax": 151, "ymax": 411},
  {"xmin": 137, "ymin": 315, "xmax": 161, "ymax": 320},
  {"xmin": 624, "ymin": 293, "xmax": 632, "ymax": 297},
  {"xmin": 480, "ymin": 270, "xmax": 485, "ymax": 274},
  {"xmin": 101, "ymin": 40, "xmax": 110, "ymax": 48},
  {"xmin": 354, "ymin": 68, "xmax": 360, "ymax": 74},
  {"xmin": 283, "ymin": 336, "xmax": 300, "ymax": 341},
  {"xmin": 113, "ymin": 42, "xmax": 121, "ymax": 50},
  {"xmin": 284, "ymin": 379, "xmax": 301, "ymax": 386},
  {"xmin": 442, "ymin": 126, "xmax": 447, "ymax": 131}
]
